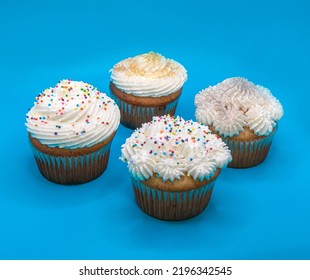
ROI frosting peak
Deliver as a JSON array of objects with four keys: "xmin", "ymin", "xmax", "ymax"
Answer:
[
  {"xmin": 120, "ymin": 115, "xmax": 231, "ymax": 182},
  {"xmin": 26, "ymin": 80, "xmax": 120, "ymax": 149},
  {"xmin": 195, "ymin": 77, "xmax": 284, "ymax": 137},
  {"xmin": 110, "ymin": 52, "xmax": 187, "ymax": 97},
  {"xmin": 114, "ymin": 52, "xmax": 175, "ymax": 78},
  {"xmin": 221, "ymin": 77, "xmax": 257, "ymax": 95}
]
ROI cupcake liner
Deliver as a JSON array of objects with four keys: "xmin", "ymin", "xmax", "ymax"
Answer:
[
  {"xmin": 131, "ymin": 176, "xmax": 217, "ymax": 220},
  {"xmin": 224, "ymin": 128, "xmax": 277, "ymax": 168},
  {"xmin": 110, "ymin": 92, "xmax": 180, "ymax": 129},
  {"xmin": 30, "ymin": 140, "xmax": 113, "ymax": 185}
]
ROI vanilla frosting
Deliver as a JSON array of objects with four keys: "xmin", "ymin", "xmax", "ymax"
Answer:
[
  {"xmin": 195, "ymin": 77, "xmax": 284, "ymax": 137},
  {"xmin": 120, "ymin": 115, "xmax": 231, "ymax": 182},
  {"xmin": 26, "ymin": 80, "xmax": 120, "ymax": 149},
  {"xmin": 110, "ymin": 52, "xmax": 187, "ymax": 97}
]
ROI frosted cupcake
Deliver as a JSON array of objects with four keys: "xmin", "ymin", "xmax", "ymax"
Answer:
[
  {"xmin": 120, "ymin": 115, "xmax": 231, "ymax": 220},
  {"xmin": 110, "ymin": 52, "xmax": 187, "ymax": 129},
  {"xmin": 195, "ymin": 77, "xmax": 284, "ymax": 168},
  {"xmin": 26, "ymin": 79, "xmax": 120, "ymax": 184}
]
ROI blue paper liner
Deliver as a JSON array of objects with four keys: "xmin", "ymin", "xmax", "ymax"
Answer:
[
  {"xmin": 110, "ymin": 92, "xmax": 180, "ymax": 129},
  {"xmin": 30, "ymin": 141, "xmax": 113, "ymax": 184},
  {"xmin": 224, "ymin": 127, "xmax": 277, "ymax": 168},
  {"xmin": 131, "ymin": 176, "xmax": 217, "ymax": 220}
]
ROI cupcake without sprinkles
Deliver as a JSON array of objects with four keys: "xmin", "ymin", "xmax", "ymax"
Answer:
[
  {"xmin": 110, "ymin": 52, "xmax": 187, "ymax": 129},
  {"xmin": 26, "ymin": 80, "xmax": 120, "ymax": 184},
  {"xmin": 120, "ymin": 115, "xmax": 231, "ymax": 220},
  {"xmin": 195, "ymin": 77, "xmax": 284, "ymax": 168}
]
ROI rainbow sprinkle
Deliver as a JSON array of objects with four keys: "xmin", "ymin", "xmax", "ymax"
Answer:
[{"xmin": 26, "ymin": 79, "xmax": 119, "ymax": 138}]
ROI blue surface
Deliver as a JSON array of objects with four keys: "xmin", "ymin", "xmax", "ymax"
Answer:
[{"xmin": 0, "ymin": 0, "xmax": 309, "ymax": 260}]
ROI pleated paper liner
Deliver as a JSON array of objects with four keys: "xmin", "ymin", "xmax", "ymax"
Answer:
[
  {"xmin": 131, "ymin": 170, "xmax": 221, "ymax": 221},
  {"xmin": 29, "ymin": 132, "xmax": 116, "ymax": 185},
  {"xmin": 114, "ymin": 97, "xmax": 180, "ymax": 129},
  {"xmin": 110, "ymin": 82, "xmax": 182, "ymax": 129},
  {"xmin": 224, "ymin": 127, "xmax": 277, "ymax": 168}
]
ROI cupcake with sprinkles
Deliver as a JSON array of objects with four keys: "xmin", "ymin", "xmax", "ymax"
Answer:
[
  {"xmin": 26, "ymin": 79, "xmax": 120, "ymax": 184},
  {"xmin": 120, "ymin": 115, "xmax": 231, "ymax": 220},
  {"xmin": 110, "ymin": 51, "xmax": 187, "ymax": 129},
  {"xmin": 195, "ymin": 77, "xmax": 284, "ymax": 168}
]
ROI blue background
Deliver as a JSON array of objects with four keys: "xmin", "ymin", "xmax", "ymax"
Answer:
[{"xmin": 0, "ymin": 0, "xmax": 309, "ymax": 259}]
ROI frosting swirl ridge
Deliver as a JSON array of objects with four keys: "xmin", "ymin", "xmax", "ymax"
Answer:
[
  {"xmin": 195, "ymin": 77, "xmax": 284, "ymax": 137},
  {"xmin": 110, "ymin": 52, "xmax": 187, "ymax": 97},
  {"xmin": 120, "ymin": 115, "xmax": 231, "ymax": 182},
  {"xmin": 26, "ymin": 80, "xmax": 120, "ymax": 149}
]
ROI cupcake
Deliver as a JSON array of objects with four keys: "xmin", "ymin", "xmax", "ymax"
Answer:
[
  {"xmin": 120, "ymin": 115, "xmax": 231, "ymax": 220},
  {"xmin": 110, "ymin": 51, "xmax": 187, "ymax": 129},
  {"xmin": 26, "ymin": 79, "xmax": 120, "ymax": 184},
  {"xmin": 195, "ymin": 77, "xmax": 284, "ymax": 168}
]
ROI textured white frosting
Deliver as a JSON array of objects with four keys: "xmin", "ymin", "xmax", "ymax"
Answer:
[
  {"xmin": 26, "ymin": 80, "xmax": 120, "ymax": 149},
  {"xmin": 110, "ymin": 52, "xmax": 187, "ymax": 97},
  {"xmin": 195, "ymin": 77, "xmax": 284, "ymax": 137},
  {"xmin": 121, "ymin": 115, "xmax": 231, "ymax": 182}
]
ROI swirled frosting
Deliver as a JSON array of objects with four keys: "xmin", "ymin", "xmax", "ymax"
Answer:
[
  {"xmin": 195, "ymin": 77, "xmax": 284, "ymax": 137},
  {"xmin": 110, "ymin": 52, "xmax": 187, "ymax": 97},
  {"xmin": 120, "ymin": 115, "xmax": 231, "ymax": 182},
  {"xmin": 26, "ymin": 80, "xmax": 120, "ymax": 149}
]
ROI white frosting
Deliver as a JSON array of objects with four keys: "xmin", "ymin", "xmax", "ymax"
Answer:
[
  {"xmin": 26, "ymin": 80, "xmax": 120, "ymax": 149},
  {"xmin": 195, "ymin": 77, "xmax": 284, "ymax": 137},
  {"xmin": 110, "ymin": 52, "xmax": 187, "ymax": 97},
  {"xmin": 121, "ymin": 115, "xmax": 231, "ymax": 182}
]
